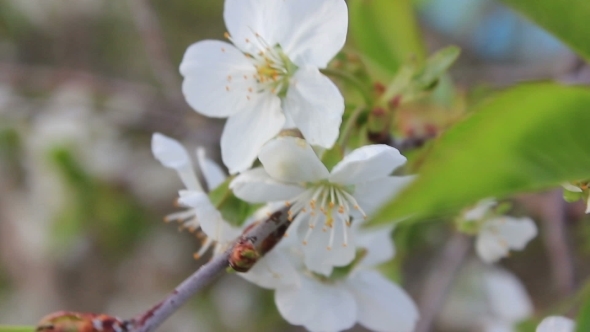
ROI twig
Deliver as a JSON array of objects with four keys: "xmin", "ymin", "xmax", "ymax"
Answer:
[
  {"xmin": 130, "ymin": 208, "xmax": 290, "ymax": 332},
  {"xmin": 414, "ymin": 232, "xmax": 471, "ymax": 332},
  {"xmin": 127, "ymin": 0, "xmax": 184, "ymax": 106},
  {"xmin": 517, "ymin": 191, "xmax": 574, "ymax": 297}
]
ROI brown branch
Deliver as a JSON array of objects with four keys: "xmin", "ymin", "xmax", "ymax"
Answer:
[
  {"xmin": 517, "ymin": 191, "xmax": 575, "ymax": 297},
  {"xmin": 129, "ymin": 207, "xmax": 290, "ymax": 332},
  {"xmin": 414, "ymin": 232, "xmax": 471, "ymax": 332}
]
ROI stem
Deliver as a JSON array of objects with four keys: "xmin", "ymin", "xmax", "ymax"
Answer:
[
  {"xmin": 130, "ymin": 207, "xmax": 291, "ymax": 332},
  {"xmin": 337, "ymin": 106, "xmax": 366, "ymax": 147},
  {"xmin": 414, "ymin": 232, "xmax": 471, "ymax": 332},
  {"xmin": 320, "ymin": 68, "xmax": 373, "ymax": 106}
]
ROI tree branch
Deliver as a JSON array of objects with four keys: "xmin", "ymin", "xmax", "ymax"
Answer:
[
  {"xmin": 129, "ymin": 207, "xmax": 290, "ymax": 332},
  {"xmin": 414, "ymin": 232, "xmax": 471, "ymax": 332}
]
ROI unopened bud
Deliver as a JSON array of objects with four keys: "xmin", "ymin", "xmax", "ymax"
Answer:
[
  {"xmin": 229, "ymin": 238, "xmax": 259, "ymax": 272},
  {"xmin": 36, "ymin": 311, "xmax": 132, "ymax": 332}
]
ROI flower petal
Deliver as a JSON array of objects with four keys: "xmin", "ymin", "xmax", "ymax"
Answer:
[
  {"xmin": 231, "ymin": 168, "xmax": 305, "ymax": 203},
  {"xmin": 330, "ymin": 144, "xmax": 407, "ymax": 185},
  {"xmin": 220, "ymin": 94, "xmax": 284, "ymax": 174},
  {"xmin": 177, "ymin": 191, "xmax": 239, "ymax": 242},
  {"xmin": 463, "ymin": 199, "xmax": 496, "ymax": 221},
  {"xmin": 353, "ymin": 176, "xmax": 415, "ymax": 217},
  {"xmin": 151, "ymin": 133, "xmax": 202, "ymax": 192},
  {"xmin": 494, "ymin": 217, "xmax": 538, "ymax": 250},
  {"xmin": 536, "ymin": 316, "xmax": 575, "ymax": 332},
  {"xmin": 223, "ymin": 0, "xmax": 282, "ymax": 55},
  {"xmin": 476, "ymin": 231, "xmax": 510, "ymax": 264},
  {"xmin": 239, "ymin": 248, "xmax": 300, "ymax": 290},
  {"xmin": 483, "ymin": 268, "xmax": 532, "ymax": 323},
  {"xmin": 586, "ymin": 194, "xmax": 590, "ymax": 214},
  {"xmin": 178, "ymin": 191, "xmax": 241, "ymax": 242},
  {"xmin": 259, "ymin": 136, "xmax": 329, "ymax": 184},
  {"xmin": 180, "ymin": 40, "xmax": 259, "ymax": 118},
  {"xmin": 277, "ymin": 0, "xmax": 348, "ymax": 68},
  {"xmin": 275, "ymin": 277, "xmax": 356, "ymax": 332},
  {"xmin": 346, "ymin": 270, "xmax": 419, "ymax": 332},
  {"xmin": 283, "ymin": 67, "xmax": 343, "ymax": 149},
  {"xmin": 196, "ymin": 147, "xmax": 226, "ymax": 190},
  {"xmin": 356, "ymin": 226, "xmax": 395, "ymax": 268},
  {"xmin": 296, "ymin": 214, "xmax": 356, "ymax": 276},
  {"xmin": 562, "ymin": 182, "xmax": 582, "ymax": 192}
]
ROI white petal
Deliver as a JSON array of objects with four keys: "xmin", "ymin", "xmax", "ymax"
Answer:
[
  {"xmin": 220, "ymin": 94, "xmax": 285, "ymax": 174},
  {"xmin": 239, "ymin": 248, "xmax": 299, "ymax": 289},
  {"xmin": 196, "ymin": 147, "xmax": 226, "ymax": 190},
  {"xmin": 494, "ymin": 217, "xmax": 538, "ymax": 250},
  {"xmin": 277, "ymin": 0, "xmax": 348, "ymax": 68},
  {"xmin": 151, "ymin": 133, "xmax": 202, "ymax": 192},
  {"xmin": 259, "ymin": 136, "xmax": 329, "ymax": 183},
  {"xmin": 356, "ymin": 226, "xmax": 395, "ymax": 268},
  {"xmin": 586, "ymin": 194, "xmax": 590, "ymax": 214},
  {"xmin": 477, "ymin": 217, "xmax": 537, "ymax": 263},
  {"xmin": 536, "ymin": 316, "xmax": 575, "ymax": 332},
  {"xmin": 180, "ymin": 40, "xmax": 259, "ymax": 118},
  {"xmin": 177, "ymin": 191, "xmax": 238, "ymax": 242},
  {"xmin": 346, "ymin": 270, "xmax": 419, "ymax": 332},
  {"xmin": 283, "ymin": 67, "xmax": 343, "ymax": 148},
  {"xmin": 562, "ymin": 182, "xmax": 582, "ymax": 192},
  {"xmin": 483, "ymin": 268, "xmax": 532, "ymax": 323},
  {"xmin": 275, "ymin": 277, "xmax": 356, "ymax": 332},
  {"xmin": 463, "ymin": 199, "xmax": 497, "ymax": 221},
  {"xmin": 353, "ymin": 176, "xmax": 415, "ymax": 217},
  {"xmin": 231, "ymin": 168, "xmax": 305, "ymax": 203},
  {"xmin": 476, "ymin": 232, "xmax": 510, "ymax": 264},
  {"xmin": 330, "ymin": 145, "xmax": 407, "ymax": 185},
  {"xmin": 297, "ymin": 215, "xmax": 356, "ymax": 276},
  {"xmin": 223, "ymin": 0, "xmax": 282, "ymax": 55}
]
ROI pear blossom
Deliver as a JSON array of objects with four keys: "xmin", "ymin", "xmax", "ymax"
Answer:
[
  {"xmin": 240, "ymin": 226, "xmax": 419, "ymax": 332},
  {"xmin": 179, "ymin": 0, "xmax": 348, "ymax": 173},
  {"xmin": 151, "ymin": 133, "xmax": 240, "ymax": 257},
  {"xmin": 231, "ymin": 136, "xmax": 413, "ymax": 275},
  {"xmin": 440, "ymin": 263, "xmax": 532, "ymax": 332},
  {"xmin": 536, "ymin": 316, "xmax": 575, "ymax": 332},
  {"xmin": 460, "ymin": 200, "xmax": 538, "ymax": 263}
]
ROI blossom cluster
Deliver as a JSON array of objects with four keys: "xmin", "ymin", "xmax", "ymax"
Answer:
[
  {"xmin": 149, "ymin": 0, "xmax": 546, "ymax": 331},
  {"xmin": 150, "ymin": 0, "xmax": 421, "ymax": 330}
]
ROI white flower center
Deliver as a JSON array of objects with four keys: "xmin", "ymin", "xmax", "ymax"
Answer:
[
  {"xmin": 286, "ymin": 182, "xmax": 367, "ymax": 250},
  {"xmin": 226, "ymin": 32, "xmax": 298, "ymax": 97}
]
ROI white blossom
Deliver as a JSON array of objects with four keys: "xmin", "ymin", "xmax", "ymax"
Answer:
[
  {"xmin": 231, "ymin": 136, "xmax": 412, "ymax": 275},
  {"xmin": 536, "ymin": 316, "xmax": 575, "ymax": 332},
  {"xmin": 179, "ymin": 0, "xmax": 348, "ymax": 173},
  {"xmin": 240, "ymin": 226, "xmax": 418, "ymax": 332},
  {"xmin": 440, "ymin": 263, "xmax": 533, "ymax": 332},
  {"xmin": 151, "ymin": 133, "xmax": 240, "ymax": 257},
  {"xmin": 461, "ymin": 200, "xmax": 538, "ymax": 263}
]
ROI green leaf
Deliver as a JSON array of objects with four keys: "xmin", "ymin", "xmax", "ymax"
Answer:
[
  {"xmin": 209, "ymin": 178, "xmax": 259, "ymax": 227},
  {"xmin": 349, "ymin": 0, "xmax": 426, "ymax": 75},
  {"xmin": 576, "ymin": 294, "xmax": 590, "ymax": 332},
  {"xmin": 373, "ymin": 84, "xmax": 590, "ymax": 223},
  {"xmin": 500, "ymin": 0, "xmax": 590, "ymax": 62},
  {"xmin": 0, "ymin": 327, "xmax": 35, "ymax": 332}
]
